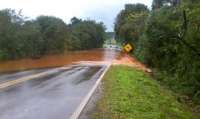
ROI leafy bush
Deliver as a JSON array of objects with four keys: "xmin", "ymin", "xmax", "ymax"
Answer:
[
  {"xmin": 144, "ymin": 2, "xmax": 200, "ymax": 103},
  {"xmin": 115, "ymin": 1, "xmax": 200, "ymax": 104}
]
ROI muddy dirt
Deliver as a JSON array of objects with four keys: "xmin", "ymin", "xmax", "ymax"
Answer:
[
  {"xmin": 0, "ymin": 49, "xmax": 122, "ymax": 73},
  {"xmin": 112, "ymin": 53, "xmax": 151, "ymax": 73}
]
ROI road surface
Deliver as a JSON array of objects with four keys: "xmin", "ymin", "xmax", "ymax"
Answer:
[
  {"xmin": 0, "ymin": 68, "xmax": 51, "ymax": 84},
  {"xmin": 0, "ymin": 64, "xmax": 107, "ymax": 119},
  {"xmin": 0, "ymin": 49, "xmax": 121, "ymax": 119}
]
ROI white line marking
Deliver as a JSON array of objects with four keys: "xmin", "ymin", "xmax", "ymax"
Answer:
[{"xmin": 70, "ymin": 63, "xmax": 111, "ymax": 119}]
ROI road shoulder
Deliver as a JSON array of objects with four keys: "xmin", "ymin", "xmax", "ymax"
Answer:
[
  {"xmin": 89, "ymin": 65, "xmax": 200, "ymax": 119},
  {"xmin": 78, "ymin": 83, "xmax": 103, "ymax": 119}
]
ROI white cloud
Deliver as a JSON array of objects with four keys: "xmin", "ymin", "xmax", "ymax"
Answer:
[{"xmin": 0, "ymin": 0, "xmax": 152, "ymax": 31}]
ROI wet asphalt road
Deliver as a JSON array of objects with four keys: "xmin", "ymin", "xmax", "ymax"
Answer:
[
  {"xmin": 0, "ymin": 65, "xmax": 106, "ymax": 119},
  {"xmin": 0, "ymin": 68, "xmax": 52, "ymax": 84}
]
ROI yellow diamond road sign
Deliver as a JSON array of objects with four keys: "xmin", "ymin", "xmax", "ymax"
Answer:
[{"xmin": 124, "ymin": 43, "xmax": 133, "ymax": 52}]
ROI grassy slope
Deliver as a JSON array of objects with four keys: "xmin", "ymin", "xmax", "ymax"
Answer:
[{"xmin": 92, "ymin": 66, "xmax": 199, "ymax": 119}]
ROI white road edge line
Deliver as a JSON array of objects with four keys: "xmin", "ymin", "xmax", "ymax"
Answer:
[{"xmin": 70, "ymin": 63, "xmax": 111, "ymax": 119}]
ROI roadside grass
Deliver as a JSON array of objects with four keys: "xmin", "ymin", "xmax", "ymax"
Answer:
[{"xmin": 92, "ymin": 65, "xmax": 199, "ymax": 119}]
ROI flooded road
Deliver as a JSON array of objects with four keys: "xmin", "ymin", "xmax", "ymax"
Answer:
[
  {"xmin": 0, "ymin": 49, "xmax": 121, "ymax": 73},
  {"xmin": 0, "ymin": 49, "xmax": 121, "ymax": 119}
]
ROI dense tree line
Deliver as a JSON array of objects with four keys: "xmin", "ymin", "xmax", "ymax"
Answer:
[
  {"xmin": 115, "ymin": 0, "xmax": 200, "ymax": 104},
  {"xmin": 0, "ymin": 9, "xmax": 106, "ymax": 60},
  {"xmin": 67, "ymin": 17, "xmax": 106, "ymax": 50},
  {"xmin": 105, "ymin": 32, "xmax": 114, "ymax": 40}
]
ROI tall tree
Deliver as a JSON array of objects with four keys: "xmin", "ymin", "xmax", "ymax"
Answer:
[
  {"xmin": 0, "ymin": 9, "xmax": 24, "ymax": 59},
  {"xmin": 114, "ymin": 3, "xmax": 149, "ymax": 44},
  {"xmin": 152, "ymin": 0, "xmax": 181, "ymax": 9},
  {"xmin": 36, "ymin": 16, "xmax": 69, "ymax": 54},
  {"xmin": 68, "ymin": 18, "xmax": 106, "ymax": 50}
]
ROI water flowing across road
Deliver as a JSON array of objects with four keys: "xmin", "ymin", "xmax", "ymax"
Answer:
[
  {"xmin": 0, "ymin": 49, "xmax": 122, "ymax": 119},
  {"xmin": 0, "ymin": 49, "xmax": 122, "ymax": 73}
]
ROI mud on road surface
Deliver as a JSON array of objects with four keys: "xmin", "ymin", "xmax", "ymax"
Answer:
[{"xmin": 0, "ymin": 49, "xmax": 122, "ymax": 73}]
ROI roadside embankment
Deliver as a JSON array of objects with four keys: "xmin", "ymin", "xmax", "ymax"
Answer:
[
  {"xmin": 90, "ymin": 66, "xmax": 199, "ymax": 119},
  {"xmin": 112, "ymin": 53, "xmax": 151, "ymax": 73}
]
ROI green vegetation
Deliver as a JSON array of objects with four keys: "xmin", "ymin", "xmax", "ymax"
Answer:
[
  {"xmin": 0, "ymin": 10, "xmax": 106, "ymax": 60},
  {"xmin": 92, "ymin": 66, "xmax": 199, "ymax": 119},
  {"xmin": 103, "ymin": 32, "xmax": 118, "ymax": 48},
  {"xmin": 104, "ymin": 32, "xmax": 116, "ymax": 45},
  {"xmin": 115, "ymin": 3, "xmax": 149, "ymax": 45},
  {"xmin": 68, "ymin": 17, "xmax": 105, "ymax": 50},
  {"xmin": 115, "ymin": 0, "xmax": 200, "ymax": 104},
  {"xmin": 104, "ymin": 32, "xmax": 113, "ymax": 43}
]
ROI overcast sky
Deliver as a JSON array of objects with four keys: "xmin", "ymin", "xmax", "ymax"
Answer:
[{"xmin": 0, "ymin": 0, "xmax": 152, "ymax": 31}]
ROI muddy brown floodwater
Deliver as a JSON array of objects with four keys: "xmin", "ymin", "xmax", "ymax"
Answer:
[{"xmin": 0, "ymin": 49, "xmax": 122, "ymax": 73}]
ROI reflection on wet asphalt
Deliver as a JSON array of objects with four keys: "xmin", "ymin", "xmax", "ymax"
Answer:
[
  {"xmin": 0, "ymin": 68, "xmax": 52, "ymax": 84},
  {"xmin": 0, "ymin": 65, "xmax": 105, "ymax": 119},
  {"xmin": 72, "ymin": 66, "xmax": 104, "ymax": 85}
]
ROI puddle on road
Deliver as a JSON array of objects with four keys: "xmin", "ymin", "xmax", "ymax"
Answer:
[{"xmin": 0, "ymin": 49, "xmax": 122, "ymax": 73}]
